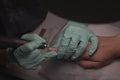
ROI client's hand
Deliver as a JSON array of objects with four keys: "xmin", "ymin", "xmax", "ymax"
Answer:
[{"xmin": 76, "ymin": 34, "xmax": 120, "ymax": 69}]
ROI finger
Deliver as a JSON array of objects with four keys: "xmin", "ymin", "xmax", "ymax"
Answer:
[
  {"xmin": 54, "ymin": 24, "xmax": 74, "ymax": 59},
  {"xmin": 21, "ymin": 33, "xmax": 36, "ymax": 40},
  {"xmin": 21, "ymin": 33, "xmax": 45, "ymax": 42},
  {"xmin": 71, "ymin": 36, "xmax": 88, "ymax": 60},
  {"xmin": 77, "ymin": 60, "xmax": 102, "ymax": 69},
  {"xmin": 24, "ymin": 51, "xmax": 57, "ymax": 69},
  {"xmin": 16, "ymin": 49, "xmax": 40, "ymax": 69},
  {"xmin": 18, "ymin": 41, "xmax": 40, "ymax": 52},
  {"xmin": 76, "ymin": 44, "xmax": 91, "ymax": 60},
  {"xmin": 64, "ymin": 51, "xmax": 75, "ymax": 59},
  {"xmin": 57, "ymin": 47, "xmax": 67, "ymax": 59},
  {"xmin": 67, "ymin": 35, "xmax": 80, "ymax": 49},
  {"xmin": 22, "ymin": 54, "xmax": 43, "ymax": 69},
  {"xmin": 64, "ymin": 36, "xmax": 80, "ymax": 59},
  {"xmin": 49, "ymin": 47, "xmax": 58, "ymax": 52},
  {"xmin": 20, "ymin": 34, "xmax": 46, "ymax": 52},
  {"xmin": 57, "ymin": 37, "xmax": 71, "ymax": 59},
  {"xmin": 89, "ymin": 36, "xmax": 98, "ymax": 55}
]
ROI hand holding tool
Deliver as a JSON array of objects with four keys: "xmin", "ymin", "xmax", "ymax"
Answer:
[{"xmin": 0, "ymin": 35, "xmax": 47, "ymax": 49}]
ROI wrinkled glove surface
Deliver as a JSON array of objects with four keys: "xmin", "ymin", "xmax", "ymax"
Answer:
[
  {"xmin": 54, "ymin": 21, "xmax": 98, "ymax": 60},
  {"xmin": 7, "ymin": 33, "xmax": 57, "ymax": 69}
]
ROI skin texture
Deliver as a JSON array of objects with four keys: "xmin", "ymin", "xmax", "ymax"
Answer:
[{"xmin": 76, "ymin": 34, "xmax": 120, "ymax": 69}]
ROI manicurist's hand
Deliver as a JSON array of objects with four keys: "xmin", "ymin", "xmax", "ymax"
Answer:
[
  {"xmin": 53, "ymin": 21, "xmax": 98, "ymax": 60},
  {"xmin": 6, "ymin": 33, "xmax": 57, "ymax": 69}
]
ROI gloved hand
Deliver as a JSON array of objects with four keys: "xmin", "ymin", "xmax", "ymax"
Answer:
[
  {"xmin": 6, "ymin": 33, "xmax": 57, "ymax": 69},
  {"xmin": 53, "ymin": 21, "xmax": 98, "ymax": 60}
]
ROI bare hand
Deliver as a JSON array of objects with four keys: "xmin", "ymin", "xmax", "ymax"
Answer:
[{"xmin": 76, "ymin": 34, "xmax": 120, "ymax": 69}]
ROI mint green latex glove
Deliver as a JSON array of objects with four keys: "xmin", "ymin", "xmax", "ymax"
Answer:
[
  {"xmin": 7, "ymin": 33, "xmax": 57, "ymax": 69},
  {"xmin": 54, "ymin": 21, "xmax": 98, "ymax": 60}
]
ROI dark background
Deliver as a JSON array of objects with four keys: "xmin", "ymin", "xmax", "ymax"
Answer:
[
  {"xmin": 0, "ymin": 0, "xmax": 47, "ymax": 37},
  {"xmin": 44, "ymin": 0, "xmax": 120, "ymax": 23}
]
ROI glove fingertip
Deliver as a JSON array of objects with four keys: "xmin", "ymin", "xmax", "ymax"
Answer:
[
  {"xmin": 89, "ymin": 43, "xmax": 98, "ymax": 56},
  {"xmin": 89, "ymin": 42, "xmax": 98, "ymax": 56},
  {"xmin": 89, "ymin": 48, "xmax": 96, "ymax": 56},
  {"xmin": 21, "ymin": 34, "xmax": 29, "ymax": 39},
  {"xmin": 89, "ymin": 51, "xmax": 94, "ymax": 56}
]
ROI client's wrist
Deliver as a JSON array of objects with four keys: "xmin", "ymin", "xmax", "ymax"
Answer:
[{"xmin": 114, "ymin": 34, "xmax": 120, "ymax": 57}]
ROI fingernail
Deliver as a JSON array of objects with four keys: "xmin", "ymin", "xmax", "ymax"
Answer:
[{"xmin": 49, "ymin": 47, "xmax": 58, "ymax": 52}]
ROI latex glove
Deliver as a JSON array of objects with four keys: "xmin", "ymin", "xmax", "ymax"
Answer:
[
  {"xmin": 7, "ymin": 33, "xmax": 57, "ymax": 69},
  {"xmin": 54, "ymin": 21, "xmax": 98, "ymax": 60}
]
